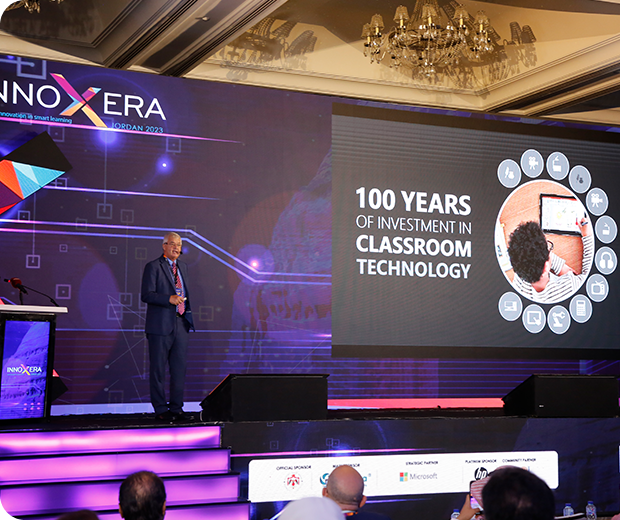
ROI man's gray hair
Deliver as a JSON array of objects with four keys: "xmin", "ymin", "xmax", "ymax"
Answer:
[{"xmin": 163, "ymin": 232, "xmax": 181, "ymax": 245}]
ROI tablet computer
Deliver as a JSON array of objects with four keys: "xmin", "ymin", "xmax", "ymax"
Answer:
[{"xmin": 539, "ymin": 193, "xmax": 583, "ymax": 236}]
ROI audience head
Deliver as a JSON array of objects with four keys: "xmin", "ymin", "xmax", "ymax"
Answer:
[
  {"xmin": 322, "ymin": 465, "xmax": 366, "ymax": 511},
  {"xmin": 279, "ymin": 496, "xmax": 344, "ymax": 520},
  {"xmin": 57, "ymin": 511, "xmax": 100, "ymax": 520},
  {"xmin": 481, "ymin": 466, "xmax": 555, "ymax": 520},
  {"xmin": 119, "ymin": 471, "xmax": 166, "ymax": 520},
  {"xmin": 507, "ymin": 221, "xmax": 550, "ymax": 284}
]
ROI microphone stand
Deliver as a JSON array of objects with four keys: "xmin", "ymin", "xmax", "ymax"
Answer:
[{"xmin": 20, "ymin": 284, "xmax": 60, "ymax": 307}]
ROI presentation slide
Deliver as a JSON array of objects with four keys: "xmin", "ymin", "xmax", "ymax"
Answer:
[{"xmin": 332, "ymin": 104, "xmax": 620, "ymax": 358}]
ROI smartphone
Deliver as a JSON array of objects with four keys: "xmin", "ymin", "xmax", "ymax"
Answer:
[{"xmin": 470, "ymin": 481, "xmax": 483, "ymax": 511}]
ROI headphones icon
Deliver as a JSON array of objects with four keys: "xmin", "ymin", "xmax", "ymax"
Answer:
[{"xmin": 599, "ymin": 251, "xmax": 614, "ymax": 270}]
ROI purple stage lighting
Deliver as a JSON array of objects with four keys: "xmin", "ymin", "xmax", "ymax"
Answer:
[
  {"xmin": 157, "ymin": 155, "xmax": 173, "ymax": 174},
  {"xmin": 0, "ymin": 426, "xmax": 221, "ymax": 456},
  {"xmin": 1, "ymin": 474, "xmax": 240, "ymax": 516},
  {"xmin": 97, "ymin": 129, "xmax": 118, "ymax": 146},
  {"xmin": 0, "ymin": 448, "xmax": 231, "ymax": 485}
]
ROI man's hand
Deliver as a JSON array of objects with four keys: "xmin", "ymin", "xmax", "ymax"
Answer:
[
  {"xmin": 457, "ymin": 494, "xmax": 481, "ymax": 520},
  {"xmin": 169, "ymin": 295, "xmax": 184, "ymax": 305},
  {"xmin": 579, "ymin": 217, "xmax": 591, "ymax": 237}
]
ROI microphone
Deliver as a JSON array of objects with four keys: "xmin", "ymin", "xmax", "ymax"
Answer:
[{"xmin": 4, "ymin": 278, "xmax": 28, "ymax": 294}]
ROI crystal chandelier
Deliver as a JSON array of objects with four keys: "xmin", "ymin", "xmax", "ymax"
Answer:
[
  {"xmin": 6, "ymin": 0, "xmax": 64, "ymax": 14},
  {"xmin": 362, "ymin": 1, "xmax": 498, "ymax": 78}
]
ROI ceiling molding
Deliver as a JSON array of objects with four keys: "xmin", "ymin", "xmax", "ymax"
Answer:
[
  {"xmin": 104, "ymin": 0, "xmax": 200, "ymax": 69},
  {"xmin": 161, "ymin": 0, "xmax": 289, "ymax": 76}
]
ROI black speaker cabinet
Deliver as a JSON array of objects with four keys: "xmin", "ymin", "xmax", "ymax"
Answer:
[
  {"xmin": 503, "ymin": 374, "xmax": 619, "ymax": 417},
  {"xmin": 200, "ymin": 374, "xmax": 328, "ymax": 422}
]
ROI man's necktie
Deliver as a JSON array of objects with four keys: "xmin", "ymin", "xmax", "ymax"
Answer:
[{"xmin": 172, "ymin": 262, "xmax": 185, "ymax": 315}]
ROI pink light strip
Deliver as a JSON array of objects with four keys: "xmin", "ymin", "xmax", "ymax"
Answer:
[
  {"xmin": 0, "ymin": 449, "xmax": 230, "ymax": 485},
  {"xmin": 28, "ymin": 502, "xmax": 250, "ymax": 520},
  {"xmin": 328, "ymin": 398, "xmax": 504, "ymax": 409},
  {"xmin": 43, "ymin": 185, "xmax": 217, "ymax": 200},
  {"xmin": 98, "ymin": 503, "xmax": 250, "ymax": 520},
  {"xmin": 0, "ymin": 426, "xmax": 220, "ymax": 456},
  {"xmin": 0, "ymin": 115, "xmax": 241, "ymax": 143}
]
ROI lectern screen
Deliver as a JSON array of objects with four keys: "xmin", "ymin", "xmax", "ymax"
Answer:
[{"xmin": 0, "ymin": 316, "xmax": 52, "ymax": 420}]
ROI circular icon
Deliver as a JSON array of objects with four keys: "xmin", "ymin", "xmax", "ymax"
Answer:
[
  {"xmin": 498, "ymin": 159, "xmax": 521, "ymax": 188},
  {"xmin": 546, "ymin": 152, "xmax": 569, "ymax": 180},
  {"xmin": 497, "ymin": 180, "xmax": 591, "ymax": 304},
  {"xmin": 522, "ymin": 304, "xmax": 546, "ymax": 333},
  {"xmin": 499, "ymin": 292, "xmax": 523, "ymax": 321},
  {"xmin": 547, "ymin": 305, "xmax": 571, "ymax": 334},
  {"xmin": 586, "ymin": 274, "xmax": 609, "ymax": 302},
  {"xmin": 587, "ymin": 188, "xmax": 609, "ymax": 216},
  {"xmin": 595, "ymin": 215, "xmax": 617, "ymax": 244},
  {"xmin": 595, "ymin": 247, "xmax": 617, "ymax": 275},
  {"xmin": 569, "ymin": 165, "xmax": 591, "ymax": 194},
  {"xmin": 569, "ymin": 294, "xmax": 592, "ymax": 324},
  {"xmin": 520, "ymin": 150, "xmax": 543, "ymax": 178}
]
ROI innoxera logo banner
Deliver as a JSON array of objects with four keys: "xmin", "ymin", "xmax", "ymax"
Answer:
[
  {"xmin": 6, "ymin": 363, "xmax": 43, "ymax": 375},
  {"xmin": 0, "ymin": 69, "xmax": 167, "ymax": 128}
]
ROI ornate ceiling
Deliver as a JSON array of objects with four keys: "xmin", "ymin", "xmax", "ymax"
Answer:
[{"xmin": 1, "ymin": 0, "xmax": 620, "ymax": 124}]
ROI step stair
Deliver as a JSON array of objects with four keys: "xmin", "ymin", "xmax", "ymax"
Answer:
[{"xmin": 0, "ymin": 425, "xmax": 249, "ymax": 520}]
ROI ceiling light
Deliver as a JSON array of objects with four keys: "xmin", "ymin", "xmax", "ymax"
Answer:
[
  {"xmin": 362, "ymin": 0, "xmax": 534, "ymax": 83},
  {"xmin": 6, "ymin": 0, "xmax": 64, "ymax": 15}
]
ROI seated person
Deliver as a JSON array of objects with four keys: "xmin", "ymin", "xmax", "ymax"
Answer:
[
  {"xmin": 481, "ymin": 466, "xmax": 554, "ymax": 520},
  {"xmin": 119, "ymin": 471, "xmax": 166, "ymax": 520},
  {"xmin": 323, "ymin": 465, "xmax": 390, "ymax": 519},
  {"xmin": 508, "ymin": 219, "xmax": 593, "ymax": 304},
  {"xmin": 279, "ymin": 496, "xmax": 344, "ymax": 520}
]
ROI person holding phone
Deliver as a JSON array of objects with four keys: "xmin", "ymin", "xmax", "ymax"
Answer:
[{"xmin": 457, "ymin": 494, "xmax": 481, "ymax": 520}]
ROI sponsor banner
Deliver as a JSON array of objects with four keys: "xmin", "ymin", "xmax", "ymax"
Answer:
[{"xmin": 248, "ymin": 450, "xmax": 558, "ymax": 503}]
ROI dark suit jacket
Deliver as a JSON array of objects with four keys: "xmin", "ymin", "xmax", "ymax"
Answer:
[{"xmin": 141, "ymin": 255, "xmax": 194, "ymax": 335}]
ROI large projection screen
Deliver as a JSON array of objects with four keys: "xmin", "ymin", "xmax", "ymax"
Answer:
[{"xmin": 332, "ymin": 104, "xmax": 620, "ymax": 359}]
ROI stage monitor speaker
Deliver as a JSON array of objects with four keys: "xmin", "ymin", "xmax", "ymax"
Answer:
[
  {"xmin": 503, "ymin": 374, "xmax": 619, "ymax": 417},
  {"xmin": 200, "ymin": 374, "xmax": 328, "ymax": 422}
]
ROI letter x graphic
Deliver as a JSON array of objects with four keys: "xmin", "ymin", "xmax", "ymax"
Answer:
[{"xmin": 51, "ymin": 73, "xmax": 106, "ymax": 127}]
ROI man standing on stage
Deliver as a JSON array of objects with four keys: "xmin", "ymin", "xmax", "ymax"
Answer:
[{"xmin": 141, "ymin": 232, "xmax": 194, "ymax": 422}]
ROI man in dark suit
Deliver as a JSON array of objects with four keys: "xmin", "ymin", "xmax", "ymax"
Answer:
[{"xmin": 141, "ymin": 232, "xmax": 194, "ymax": 422}]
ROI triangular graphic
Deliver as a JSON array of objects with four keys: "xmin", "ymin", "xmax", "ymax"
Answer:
[
  {"xmin": 0, "ymin": 160, "xmax": 23, "ymax": 198},
  {"xmin": 0, "ymin": 201, "xmax": 19, "ymax": 214},
  {"xmin": 29, "ymin": 165, "xmax": 64, "ymax": 186},
  {"xmin": 0, "ymin": 182, "xmax": 23, "ymax": 211},
  {"xmin": 0, "ymin": 132, "xmax": 72, "ymax": 217},
  {"xmin": 13, "ymin": 168, "xmax": 41, "ymax": 198},
  {"xmin": 12, "ymin": 162, "xmax": 38, "ymax": 183},
  {"xmin": 2, "ymin": 132, "xmax": 72, "ymax": 172}
]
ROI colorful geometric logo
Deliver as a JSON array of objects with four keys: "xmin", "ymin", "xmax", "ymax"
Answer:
[
  {"xmin": 0, "ymin": 132, "xmax": 72, "ymax": 215},
  {"xmin": 399, "ymin": 472, "xmax": 408, "ymax": 482},
  {"xmin": 50, "ymin": 73, "xmax": 106, "ymax": 128}
]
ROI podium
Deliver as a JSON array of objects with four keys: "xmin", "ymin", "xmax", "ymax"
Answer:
[{"xmin": 0, "ymin": 305, "xmax": 67, "ymax": 421}]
